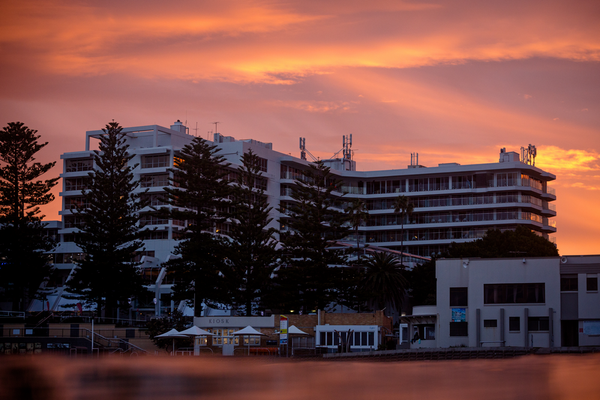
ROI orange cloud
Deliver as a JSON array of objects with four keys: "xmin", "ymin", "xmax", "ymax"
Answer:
[
  {"xmin": 535, "ymin": 146, "xmax": 600, "ymax": 173},
  {"xmin": 2, "ymin": 0, "xmax": 600, "ymax": 83},
  {"xmin": 271, "ymin": 100, "xmax": 358, "ymax": 113}
]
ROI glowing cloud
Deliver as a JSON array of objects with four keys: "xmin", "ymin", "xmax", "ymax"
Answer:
[{"xmin": 2, "ymin": 0, "xmax": 600, "ymax": 83}]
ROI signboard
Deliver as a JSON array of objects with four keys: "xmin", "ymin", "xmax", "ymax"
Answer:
[
  {"xmin": 194, "ymin": 315, "xmax": 275, "ymax": 328},
  {"xmin": 452, "ymin": 308, "xmax": 466, "ymax": 322},
  {"xmin": 280, "ymin": 315, "xmax": 288, "ymax": 345},
  {"xmin": 583, "ymin": 320, "xmax": 600, "ymax": 336}
]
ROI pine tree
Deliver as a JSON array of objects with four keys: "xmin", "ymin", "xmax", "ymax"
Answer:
[
  {"xmin": 275, "ymin": 161, "xmax": 349, "ymax": 313},
  {"xmin": 0, "ymin": 122, "xmax": 58, "ymax": 311},
  {"xmin": 224, "ymin": 150, "xmax": 279, "ymax": 316},
  {"xmin": 67, "ymin": 122, "xmax": 147, "ymax": 320},
  {"xmin": 163, "ymin": 137, "xmax": 231, "ymax": 317}
]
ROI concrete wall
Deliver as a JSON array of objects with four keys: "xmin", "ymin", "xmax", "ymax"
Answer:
[{"xmin": 437, "ymin": 257, "xmax": 561, "ymax": 348}]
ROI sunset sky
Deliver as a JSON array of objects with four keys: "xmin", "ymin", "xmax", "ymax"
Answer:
[{"xmin": 1, "ymin": 0, "xmax": 599, "ymax": 255}]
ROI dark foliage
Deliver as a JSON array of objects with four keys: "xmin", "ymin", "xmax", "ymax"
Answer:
[
  {"xmin": 146, "ymin": 310, "xmax": 192, "ymax": 352},
  {"xmin": 0, "ymin": 122, "xmax": 58, "ymax": 311},
  {"xmin": 273, "ymin": 161, "xmax": 350, "ymax": 313},
  {"xmin": 393, "ymin": 195, "xmax": 414, "ymax": 261},
  {"xmin": 223, "ymin": 150, "xmax": 279, "ymax": 316},
  {"xmin": 68, "ymin": 122, "xmax": 148, "ymax": 319},
  {"xmin": 408, "ymin": 259, "xmax": 436, "ymax": 306},
  {"xmin": 361, "ymin": 252, "xmax": 408, "ymax": 313},
  {"xmin": 345, "ymin": 199, "xmax": 368, "ymax": 257},
  {"xmin": 163, "ymin": 137, "xmax": 231, "ymax": 316},
  {"xmin": 446, "ymin": 226, "xmax": 559, "ymax": 258}
]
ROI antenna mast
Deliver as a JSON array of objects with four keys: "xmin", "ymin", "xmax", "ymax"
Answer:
[{"xmin": 299, "ymin": 137, "xmax": 318, "ymax": 161}]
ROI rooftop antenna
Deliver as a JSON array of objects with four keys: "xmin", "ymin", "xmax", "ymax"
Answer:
[
  {"xmin": 520, "ymin": 144, "xmax": 537, "ymax": 166},
  {"xmin": 213, "ymin": 122, "xmax": 220, "ymax": 133},
  {"xmin": 411, "ymin": 152, "xmax": 419, "ymax": 166},
  {"xmin": 299, "ymin": 137, "xmax": 318, "ymax": 161},
  {"xmin": 193, "ymin": 122, "xmax": 199, "ymax": 137},
  {"xmin": 343, "ymin": 134, "xmax": 352, "ymax": 160},
  {"xmin": 331, "ymin": 134, "xmax": 353, "ymax": 160}
]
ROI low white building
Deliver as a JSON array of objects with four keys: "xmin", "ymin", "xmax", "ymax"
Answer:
[
  {"xmin": 403, "ymin": 255, "xmax": 600, "ymax": 350},
  {"xmin": 436, "ymin": 257, "xmax": 561, "ymax": 348}
]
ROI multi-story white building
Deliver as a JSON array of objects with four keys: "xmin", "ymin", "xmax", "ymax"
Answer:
[{"xmin": 49, "ymin": 121, "xmax": 557, "ymax": 316}]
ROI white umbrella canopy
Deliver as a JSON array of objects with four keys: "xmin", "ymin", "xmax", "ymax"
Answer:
[
  {"xmin": 288, "ymin": 325, "xmax": 309, "ymax": 335},
  {"xmin": 155, "ymin": 328, "xmax": 188, "ymax": 355},
  {"xmin": 156, "ymin": 328, "xmax": 187, "ymax": 338},
  {"xmin": 179, "ymin": 326, "xmax": 215, "ymax": 336},
  {"xmin": 231, "ymin": 326, "xmax": 265, "ymax": 356},
  {"xmin": 231, "ymin": 326, "xmax": 265, "ymax": 336}
]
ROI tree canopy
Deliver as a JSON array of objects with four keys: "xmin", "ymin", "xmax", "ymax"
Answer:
[
  {"xmin": 361, "ymin": 252, "xmax": 408, "ymax": 313},
  {"xmin": 393, "ymin": 195, "xmax": 414, "ymax": 262},
  {"xmin": 273, "ymin": 161, "xmax": 350, "ymax": 313},
  {"xmin": 446, "ymin": 226, "xmax": 559, "ymax": 258},
  {"xmin": 67, "ymin": 122, "xmax": 148, "ymax": 319},
  {"xmin": 163, "ymin": 137, "xmax": 231, "ymax": 316},
  {"xmin": 223, "ymin": 150, "xmax": 279, "ymax": 316},
  {"xmin": 0, "ymin": 122, "xmax": 58, "ymax": 311}
]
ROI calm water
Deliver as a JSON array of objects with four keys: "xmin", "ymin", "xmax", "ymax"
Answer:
[{"xmin": 1, "ymin": 354, "xmax": 599, "ymax": 399}]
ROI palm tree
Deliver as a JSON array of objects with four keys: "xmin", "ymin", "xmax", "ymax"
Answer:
[
  {"xmin": 361, "ymin": 252, "xmax": 408, "ymax": 313},
  {"xmin": 345, "ymin": 199, "xmax": 368, "ymax": 254},
  {"xmin": 393, "ymin": 195, "xmax": 414, "ymax": 263}
]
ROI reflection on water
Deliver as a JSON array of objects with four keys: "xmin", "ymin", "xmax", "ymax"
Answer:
[{"xmin": 1, "ymin": 354, "xmax": 599, "ymax": 399}]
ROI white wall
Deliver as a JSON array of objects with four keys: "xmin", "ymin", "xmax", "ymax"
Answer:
[{"xmin": 436, "ymin": 257, "xmax": 561, "ymax": 348}]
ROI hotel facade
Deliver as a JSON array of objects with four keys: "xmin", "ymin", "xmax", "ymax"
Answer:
[{"xmin": 50, "ymin": 121, "xmax": 557, "ymax": 315}]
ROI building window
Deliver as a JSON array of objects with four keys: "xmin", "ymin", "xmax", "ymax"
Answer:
[
  {"xmin": 141, "ymin": 230, "xmax": 169, "ymax": 240},
  {"xmin": 483, "ymin": 319, "xmax": 497, "ymax": 328},
  {"xmin": 450, "ymin": 287, "xmax": 468, "ymax": 307},
  {"xmin": 243, "ymin": 335, "xmax": 261, "ymax": 346},
  {"xmin": 64, "ymin": 178, "xmax": 88, "ymax": 191},
  {"xmin": 142, "ymin": 155, "xmax": 169, "ymax": 169},
  {"xmin": 64, "ymin": 196, "xmax": 89, "ymax": 210},
  {"xmin": 63, "ymin": 216, "xmax": 85, "ymax": 229},
  {"xmin": 142, "ymin": 194, "xmax": 169, "ymax": 207},
  {"xmin": 561, "ymin": 275, "xmax": 578, "ymax": 291},
  {"xmin": 450, "ymin": 322, "xmax": 468, "ymax": 336},
  {"xmin": 509, "ymin": 317, "xmax": 520, "ymax": 332},
  {"xmin": 587, "ymin": 276, "xmax": 598, "ymax": 292},
  {"xmin": 140, "ymin": 214, "xmax": 169, "ymax": 226},
  {"xmin": 54, "ymin": 253, "xmax": 85, "ymax": 264},
  {"xmin": 484, "ymin": 283, "xmax": 545, "ymax": 304},
  {"xmin": 257, "ymin": 157, "xmax": 268, "ymax": 172},
  {"xmin": 528, "ymin": 317, "xmax": 549, "ymax": 332},
  {"xmin": 140, "ymin": 174, "xmax": 169, "ymax": 188},
  {"xmin": 65, "ymin": 158, "xmax": 93, "ymax": 172},
  {"xmin": 210, "ymin": 329, "xmax": 240, "ymax": 346},
  {"xmin": 132, "ymin": 251, "xmax": 155, "ymax": 263}
]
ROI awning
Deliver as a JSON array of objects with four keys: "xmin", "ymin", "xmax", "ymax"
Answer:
[
  {"xmin": 400, "ymin": 314, "xmax": 437, "ymax": 324},
  {"xmin": 231, "ymin": 326, "xmax": 265, "ymax": 336},
  {"xmin": 179, "ymin": 326, "xmax": 214, "ymax": 336},
  {"xmin": 288, "ymin": 325, "xmax": 309, "ymax": 335}
]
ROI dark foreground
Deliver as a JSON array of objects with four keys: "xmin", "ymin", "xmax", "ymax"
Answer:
[{"xmin": 1, "ymin": 354, "xmax": 599, "ymax": 400}]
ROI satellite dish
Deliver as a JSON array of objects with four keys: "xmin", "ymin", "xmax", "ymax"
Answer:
[{"xmin": 560, "ymin": 256, "xmax": 568, "ymax": 264}]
